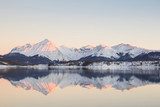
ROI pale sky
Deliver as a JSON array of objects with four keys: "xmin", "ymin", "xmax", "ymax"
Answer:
[{"xmin": 0, "ymin": 0, "xmax": 160, "ymax": 54}]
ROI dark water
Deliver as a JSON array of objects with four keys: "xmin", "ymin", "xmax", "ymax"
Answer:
[{"xmin": 0, "ymin": 68, "xmax": 160, "ymax": 107}]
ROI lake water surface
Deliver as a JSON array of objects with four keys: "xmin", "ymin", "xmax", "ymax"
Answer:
[{"xmin": 0, "ymin": 68, "xmax": 160, "ymax": 107}]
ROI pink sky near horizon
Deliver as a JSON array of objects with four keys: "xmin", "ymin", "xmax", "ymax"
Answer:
[{"xmin": 0, "ymin": 0, "xmax": 160, "ymax": 54}]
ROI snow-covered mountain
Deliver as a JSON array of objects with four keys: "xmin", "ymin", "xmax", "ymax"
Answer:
[
  {"xmin": 11, "ymin": 39, "xmax": 65, "ymax": 61},
  {"xmin": 10, "ymin": 39, "xmax": 151, "ymax": 61},
  {"xmin": 112, "ymin": 43, "xmax": 150, "ymax": 58},
  {"xmin": 91, "ymin": 45, "xmax": 119, "ymax": 59}
]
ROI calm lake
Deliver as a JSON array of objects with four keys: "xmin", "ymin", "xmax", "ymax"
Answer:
[{"xmin": 0, "ymin": 68, "xmax": 160, "ymax": 107}]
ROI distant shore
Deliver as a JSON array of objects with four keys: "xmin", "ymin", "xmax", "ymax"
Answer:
[{"xmin": 0, "ymin": 61, "xmax": 159, "ymax": 71}]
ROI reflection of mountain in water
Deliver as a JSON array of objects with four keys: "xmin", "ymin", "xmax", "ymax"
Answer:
[{"xmin": 0, "ymin": 68, "xmax": 160, "ymax": 95}]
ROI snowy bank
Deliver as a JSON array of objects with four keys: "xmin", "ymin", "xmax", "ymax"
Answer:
[
  {"xmin": 86, "ymin": 61, "xmax": 160, "ymax": 70},
  {"xmin": 0, "ymin": 61, "xmax": 159, "ymax": 71},
  {"xmin": 0, "ymin": 64, "xmax": 48, "ymax": 70}
]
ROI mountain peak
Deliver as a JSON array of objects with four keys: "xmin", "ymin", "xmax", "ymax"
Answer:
[
  {"xmin": 39, "ymin": 39, "xmax": 51, "ymax": 44},
  {"xmin": 96, "ymin": 44, "xmax": 108, "ymax": 49},
  {"xmin": 34, "ymin": 39, "xmax": 57, "ymax": 52},
  {"xmin": 80, "ymin": 45, "xmax": 95, "ymax": 50},
  {"xmin": 111, "ymin": 43, "xmax": 150, "ymax": 57},
  {"xmin": 112, "ymin": 43, "xmax": 134, "ymax": 50},
  {"xmin": 114, "ymin": 43, "xmax": 133, "ymax": 48},
  {"xmin": 43, "ymin": 39, "xmax": 49, "ymax": 42},
  {"xmin": 10, "ymin": 39, "xmax": 61, "ymax": 60},
  {"xmin": 10, "ymin": 43, "xmax": 32, "ymax": 53}
]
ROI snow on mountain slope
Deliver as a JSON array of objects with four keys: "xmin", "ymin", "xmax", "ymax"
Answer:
[
  {"xmin": 58, "ymin": 46, "xmax": 82, "ymax": 60},
  {"xmin": 10, "ymin": 39, "xmax": 152, "ymax": 61},
  {"xmin": 11, "ymin": 39, "xmax": 65, "ymax": 61},
  {"xmin": 11, "ymin": 44, "xmax": 32, "ymax": 53},
  {"xmin": 59, "ymin": 45, "xmax": 98, "ymax": 60},
  {"xmin": 80, "ymin": 45, "xmax": 95, "ymax": 51},
  {"xmin": 112, "ymin": 43, "xmax": 150, "ymax": 58},
  {"xmin": 92, "ymin": 45, "xmax": 119, "ymax": 59}
]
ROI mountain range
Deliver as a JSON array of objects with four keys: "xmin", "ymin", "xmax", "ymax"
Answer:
[{"xmin": 0, "ymin": 39, "xmax": 160, "ymax": 65}]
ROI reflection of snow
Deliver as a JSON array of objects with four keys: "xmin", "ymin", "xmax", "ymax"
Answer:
[{"xmin": 10, "ymin": 72, "xmax": 153, "ymax": 95}]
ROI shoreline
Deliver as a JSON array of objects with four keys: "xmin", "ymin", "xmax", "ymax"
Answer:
[{"xmin": 0, "ymin": 61, "xmax": 159, "ymax": 71}]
